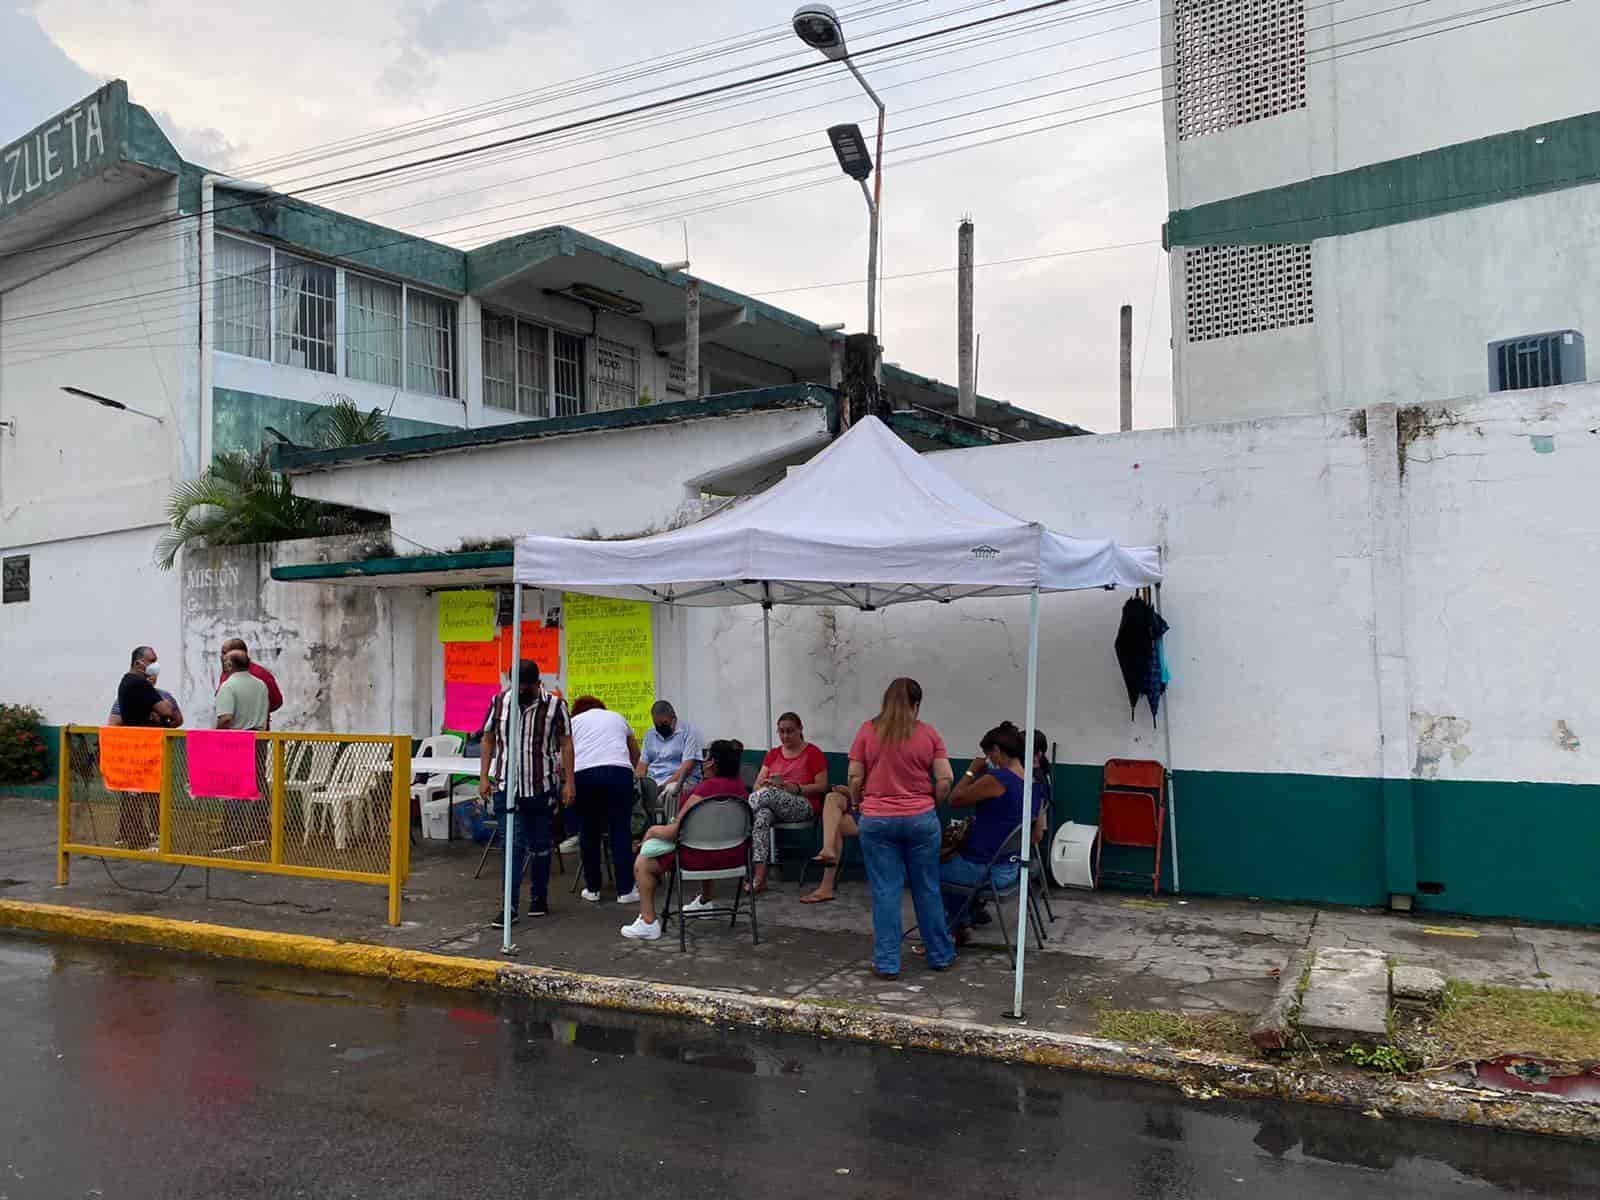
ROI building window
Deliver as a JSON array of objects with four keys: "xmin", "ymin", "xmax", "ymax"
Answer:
[
  {"xmin": 1489, "ymin": 331, "xmax": 1586, "ymax": 392},
  {"xmin": 1183, "ymin": 243, "xmax": 1313, "ymax": 342},
  {"xmin": 405, "ymin": 289, "xmax": 457, "ymax": 398},
  {"xmin": 553, "ymin": 330, "xmax": 586, "ymax": 417},
  {"xmin": 1175, "ymin": 0, "xmax": 1306, "ymax": 141},
  {"xmin": 272, "ymin": 252, "xmax": 337, "ymax": 374},
  {"xmin": 593, "ymin": 338, "xmax": 639, "ymax": 411},
  {"xmin": 215, "ymin": 235, "xmax": 271, "ymax": 360},
  {"xmin": 346, "ymin": 273, "xmax": 402, "ymax": 386},
  {"xmin": 517, "ymin": 321, "xmax": 550, "ymax": 416},
  {"xmin": 481, "ymin": 312, "xmax": 557, "ymax": 417}
]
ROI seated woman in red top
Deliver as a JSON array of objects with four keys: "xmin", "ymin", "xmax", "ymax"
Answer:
[
  {"xmin": 746, "ymin": 711, "xmax": 829, "ymax": 894},
  {"xmin": 620, "ymin": 739, "xmax": 750, "ymax": 942}
]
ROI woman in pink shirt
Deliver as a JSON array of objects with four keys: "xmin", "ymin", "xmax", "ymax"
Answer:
[{"xmin": 849, "ymin": 677, "xmax": 956, "ymax": 978}]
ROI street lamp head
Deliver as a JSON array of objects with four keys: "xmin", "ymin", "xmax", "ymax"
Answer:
[
  {"xmin": 826, "ymin": 123, "xmax": 873, "ymax": 181},
  {"xmin": 793, "ymin": 3, "xmax": 848, "ymax": 60}
]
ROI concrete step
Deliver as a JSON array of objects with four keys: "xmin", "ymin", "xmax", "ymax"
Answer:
[{"xmin": 1297, "ymin": 947, "xmax": 1390, "ymax": 1047}]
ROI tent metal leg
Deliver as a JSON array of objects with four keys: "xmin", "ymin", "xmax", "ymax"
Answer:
[
  {"xmin": 761, "ymin": 601, "xmax": 774, "ymax": 743},
  {"xmin": 502, "ymin": 586, "xmax": 524, "ymax": 955},
  {"xmin": 1008, "ymin": 587, "xmax": 1041, "ymax": 1020}
]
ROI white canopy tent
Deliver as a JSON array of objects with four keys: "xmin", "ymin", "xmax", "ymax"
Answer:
[{"xmin": 502, "ymin": 416, "xmax": 1161, "ymax": 1011}]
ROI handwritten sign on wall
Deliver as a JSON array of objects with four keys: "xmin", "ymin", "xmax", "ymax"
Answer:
[
  {"xmin": 563, "ymin": 593, "xmax": 654, "ymax": 736},
  {"xmin": 445, "ymin": 641, "xmax": 500, "ymax": 685},
  {"xmin": 437, "ymin": 591, "xmax": 496, "ymax": 643}
]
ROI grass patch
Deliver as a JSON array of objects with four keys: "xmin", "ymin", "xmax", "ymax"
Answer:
[
  {"xmin": 1430, "ymin": 981, "xmax": 1600, "ymax": 1063},
  {"xmin": 1094, "ymin": 1008, "xmax": 1252, "ymax": 1056}
]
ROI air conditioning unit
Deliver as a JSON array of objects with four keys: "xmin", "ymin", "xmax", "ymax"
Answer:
[{"xmin": 1488, "ymin": 330, "xmax": 1585, "ymax": 392}]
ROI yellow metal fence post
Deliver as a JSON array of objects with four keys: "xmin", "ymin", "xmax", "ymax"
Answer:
[
  {"xmin": 270, "ymin": 736, "xmax": 285, "ymax": 866},
  {"xmin": 157, "ymin": 730, "xmax": 174, "ymax": 856},
  {"xmin": 56, "ymin": 726, "xmax": 71, "ymax": 886},
  {"xmin": 387, "ymin": 736, "xmax": 409, "ymax": 926}
]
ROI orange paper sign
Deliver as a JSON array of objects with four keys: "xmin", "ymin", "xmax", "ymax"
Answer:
[
  {"xmin": 445, "ymin": 641, "xmax": 500, "ymax": 684},
  {"xmin": 498, "ymin": 622, "xmax": 560, "ymax": 676},
  {"xmin": 98, "ymin": 726, "xmax": 165, "ymax": 793}
]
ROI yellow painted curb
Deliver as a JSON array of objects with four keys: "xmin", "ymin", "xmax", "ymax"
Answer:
[{"xmin": 0, "ymin": 900, "xmax": 501, "ymax": 992}]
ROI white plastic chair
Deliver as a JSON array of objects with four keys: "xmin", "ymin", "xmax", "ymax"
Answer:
[
  {"xmin": 409, "ymin": 734, "xmax": 462, "ymax": 809},
  {"xmin": 303, "ymin": 748, "xmax": 379, "ymax": 850}
]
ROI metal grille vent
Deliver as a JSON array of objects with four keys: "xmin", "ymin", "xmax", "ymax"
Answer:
[
  {"xmin": 1175, "ymin": 0, "xmax": 1307, "ymax": 140},
  {"xmin": 1488, "ymin": 331, "xmax": 1586, "ymax": 392},
  {"xmin": 1184, "ymin": 243, "xmax": 1314, "ymax": 342}
]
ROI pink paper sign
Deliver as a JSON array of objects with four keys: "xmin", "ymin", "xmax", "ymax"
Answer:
[
  {"xmin": 186, "ymin": 730, "xmax": 260, "ymax": 800},
  {"xmin": 444, "ymin": 682, "xmax": 500, "ymax": 733}
]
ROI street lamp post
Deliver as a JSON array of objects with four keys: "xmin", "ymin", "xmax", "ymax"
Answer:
[{"xmin": 793, "ymin": 4, "xmax": 885, "ymax": 343}]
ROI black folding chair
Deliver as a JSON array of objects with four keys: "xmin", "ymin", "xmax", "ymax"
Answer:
[
  {"xmin": 940, "ymin": 823, "xmax": 1048, "ymax": 953},
  {"xmin": 660, "ymin": 798, "xmax": 759, "ymax": 952}
]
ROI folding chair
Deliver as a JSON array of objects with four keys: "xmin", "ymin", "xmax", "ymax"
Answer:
[
  {"xmin": 1096, "ymin": 758, "xmax": 1167, "ymax": 896},
  {"xmin": 796, "ymin": 830, "xmax": 860, "ymax": 893},
  {"xmin": 660, "ymin": 797, "xmax": 758, "ymax": 952},
  {"xmin": 940, "ymin": 822, "xmax": 1048, "ymax": 953}
]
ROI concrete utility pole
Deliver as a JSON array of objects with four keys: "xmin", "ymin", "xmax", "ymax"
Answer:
[
  {"xmin": 1119, "ymin": 304, "xmax": 1133, "ymax": 432},
  {"xmin": 841, "ymin": 333, "xmax": 883, "ymax": 429},
  {"xmin": 685, "ymin": 278, "xmax": 701, "ymax": 401},
  {"xmin": 958, "ymin": 217, "xmax": 976, "ymax": 419}
]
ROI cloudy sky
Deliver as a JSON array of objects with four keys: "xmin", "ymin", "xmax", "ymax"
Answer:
[{"xmin": 4, "ymin": 0, "xmax": 1174, "ymax": 431}]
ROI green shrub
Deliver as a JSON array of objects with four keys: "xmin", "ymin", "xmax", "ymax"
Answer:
[{"xmin": 0, "ymin": 704, "xmax": 50, "ymax": 784}]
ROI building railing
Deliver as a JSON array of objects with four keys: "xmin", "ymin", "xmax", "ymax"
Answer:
[{"xmin": 57, "ymin": 727, "xmax": 411, "ymax": 925}]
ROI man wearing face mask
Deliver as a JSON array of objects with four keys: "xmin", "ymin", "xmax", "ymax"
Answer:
[
  {"xmin": 478, "ymin": 660, "xmax": 573, "ymax": 925},
  {"xmin": 116, "ymin": 647, "xmax": 179, "ymax": 728},
  {"xmin": 636, "ymin": 700, "xmax": 703, "ymax": 818}
]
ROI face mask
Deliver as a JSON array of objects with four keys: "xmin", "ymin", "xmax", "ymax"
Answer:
[
  {"xmin": 146, "ymin": 662, "xmax": 161, "ymax": 680},
  {"xmin": 654, "ymin": 723, "xmax": 674, "ymax": 738}
]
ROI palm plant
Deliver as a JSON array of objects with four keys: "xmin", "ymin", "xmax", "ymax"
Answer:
[{"xmin": 155, "ymin": 399, "xmax": 390, "ymax": 569}]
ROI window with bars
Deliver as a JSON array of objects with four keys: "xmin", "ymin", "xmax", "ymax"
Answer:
[
  {"xmin": 480, "ymin": 311, "xmax": 556, "ymax": 417},
  {"xmin": 1489, "ymin": 331, "xmax": 1586, "ymax": 392},
  {"xmin": 553, "ymin": 331, "xmax": 586, "ymax": 417},
  {"xmin": 272, "ymin": 252, "xmax": 337, "ymax": 373},
  {"xmin": 215, "ymin": 235, "xmax": 271, "ymax": 360},
  {"xmin": 1183, "ymin": 243, "xmax": 1313, "ymax": 342},
  {"xmin": 405, "ymin": 289, "xmax": 458, "ymax": 399},
  {"xmin": 1175, "ymin": 0, "xmax": 1306, "ymax": 141},
  {"xmin": 593, "ymin": 338, "xmax": 639, "ymax": 411},
  {"xmin": 345, "ymin": 273, "xmax": 403, "ymax": 386}
]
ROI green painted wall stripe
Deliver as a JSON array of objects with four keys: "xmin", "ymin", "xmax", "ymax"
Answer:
[
  {"xmin": 1167, "ymin": 109, "xmax": 1600, "ymax": 247},
  {"xmin": 213, "ymin": 388, "xmax": 457, "ymax": 461},
  {"xmin": 272, "ymin": 549, "xmax": 512, "ymax": 582}
]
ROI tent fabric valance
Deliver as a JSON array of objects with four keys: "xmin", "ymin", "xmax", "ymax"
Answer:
[{"xmin": 513, "ymin": 416, "xmax": 1159, "ymax": 606}]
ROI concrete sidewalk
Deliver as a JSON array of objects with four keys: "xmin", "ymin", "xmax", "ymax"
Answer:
[{"xmin": 5, "ymin": 794, "xmax": 1596, "ymax": 1038}]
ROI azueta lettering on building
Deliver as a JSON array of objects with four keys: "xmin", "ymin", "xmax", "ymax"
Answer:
[{"xmin": 0, "ymin": 93, "xmax": 114, "ymax": 214}]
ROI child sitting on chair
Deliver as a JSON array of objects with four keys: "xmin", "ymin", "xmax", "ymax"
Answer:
[{"xmin": 620, "ymin": 739, "xmax": 749, "ymax": 942}]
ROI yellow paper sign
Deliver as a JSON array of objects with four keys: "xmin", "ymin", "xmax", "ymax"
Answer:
[
  {"xmin": 98, "ymin": 726, "xmax": 165, "ymax": 793},
  {"xmin": 437, "ymin": 590, "xmax": 496, "ymax": 643},
  {"xmin": 563, "ymin": 592, "xmax": 655, "ymax": 736}
]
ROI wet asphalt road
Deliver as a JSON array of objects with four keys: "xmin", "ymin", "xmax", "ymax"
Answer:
[{"xmin": 1, "ymin": 935, "xmax": 1596, "ymax": 1199}]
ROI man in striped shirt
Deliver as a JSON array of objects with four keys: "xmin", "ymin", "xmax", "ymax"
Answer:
[{"xmin": 478, "ymin": 659, "xmax": 573, "ymax": 924}]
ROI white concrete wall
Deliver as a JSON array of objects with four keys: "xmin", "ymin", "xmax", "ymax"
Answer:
[
  {"xmin": 0, "ymin": 524, "xmax": 181, "ymax": 724},
  {"xmin": 0, "ymin": 182, "xmax": 196, "ymax": 549},
  {"xmin": 290, "ymin": 403, "xmax": 833, "ymax": 552},
  {"xmin": 1164, "ymin": 0, "xmax": 1600, "ymax": 211},
  {"xmin": 679, "ymin": 386, "xmax": 1600, "ymax": 789},
  {"xmin": 1174, "ymin": 183, "xmax": 1600, "ymax": 425}
]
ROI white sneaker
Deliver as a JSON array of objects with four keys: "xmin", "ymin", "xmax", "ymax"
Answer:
[
  {"xmin": 620, "ymin": 916, "xmax": 661, "ymax": 941},
  {"xmin": 581, "ymin": 889, "xmax": 600, "ymax": 903},
  {"xmin": 559, "ymin": 835, "xmax": 580, "ymax": 854},
  {"xmin": 683, "ymin": 895, "xmax": 715, "ymax": 914},
  {"xmin": 616, "ymin": 888, "xmax": 640, "ymax": 903}
]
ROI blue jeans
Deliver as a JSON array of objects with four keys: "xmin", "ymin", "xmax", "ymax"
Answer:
[
  {"xmin": 858, "ymin": 810, "xmax": 955, "ymax": 973},
  {"xmin": 494, "ymin": 791, "xmax": 553, "ymax": 912},
  {"xmin": 941, "ymin": 853, "xmax": 1019, "ymax": 928}
]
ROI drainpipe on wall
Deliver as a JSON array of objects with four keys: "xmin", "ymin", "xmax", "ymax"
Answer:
[{"xmin": 957, "ymin": 217, "xmax": 976, "ymax": 420}]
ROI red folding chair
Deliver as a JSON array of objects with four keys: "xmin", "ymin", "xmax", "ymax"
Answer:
[{"xmin": 1095, "ymin": 759, "xmax": 1166, "ymax": 896}]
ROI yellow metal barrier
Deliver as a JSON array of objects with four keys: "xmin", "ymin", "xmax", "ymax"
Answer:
[{"xmin": 58, "ymin": 727, "xmax": 412, "ymax": 926}]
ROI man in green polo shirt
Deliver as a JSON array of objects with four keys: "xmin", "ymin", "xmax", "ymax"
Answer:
[{"xmin": 215, "ymin": 649, "xmax": 271, "ymax": 731}]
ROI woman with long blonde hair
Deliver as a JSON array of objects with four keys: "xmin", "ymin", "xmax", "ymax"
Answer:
[{"xmin": 846, "ymin": 677, "xmax": 955, "ymax": 977}]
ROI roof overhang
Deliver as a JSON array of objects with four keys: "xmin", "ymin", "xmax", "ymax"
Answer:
[
  {"xmin": 272, "ymin": 549, "xmax": 513, "ymax": 589},
  {"xmin": 0, "ymin": 82, "xmax": 182, "ymax": 265}
]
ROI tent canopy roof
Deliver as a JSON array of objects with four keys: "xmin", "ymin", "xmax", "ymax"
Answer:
[{"xmin": 513, "ymin": 416, "xmax": 1160, "ymax": 609}]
